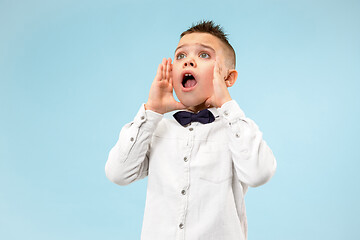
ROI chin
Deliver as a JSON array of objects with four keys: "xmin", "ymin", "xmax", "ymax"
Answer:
[
  {"xmin": 179, "ymin": 98, "xmax": 206, "ymax": 109},
  {"xmin": 175, "ymin": 89, "xmax": 210, "ymax": 109}
]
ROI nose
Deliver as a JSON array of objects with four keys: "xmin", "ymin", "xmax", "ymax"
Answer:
[{"xmin": 183, "ymin": 58, "xmax": 197, "ymax": 68}]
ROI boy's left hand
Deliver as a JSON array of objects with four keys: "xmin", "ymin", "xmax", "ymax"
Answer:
[{"xmin": 204, "ymin": 57, "xmax": 233, "ymax": 108}]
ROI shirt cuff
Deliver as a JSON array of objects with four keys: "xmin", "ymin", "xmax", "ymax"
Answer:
[
  {"xmin": 217, "ymin": 100, "xmax": 246, "ymax": 123},
  {"xmin": 132, "ymin": 104, "xmax": 163, "ymax": 131}
]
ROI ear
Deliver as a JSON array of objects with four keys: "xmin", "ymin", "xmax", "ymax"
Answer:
[{"xmin": 224, "ymin": 69, "xmax": 238, "ymax": 87}]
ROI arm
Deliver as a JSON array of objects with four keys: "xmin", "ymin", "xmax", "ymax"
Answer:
[
  {"xmin": 105, "ymin": 58, "xmax": 185, "ymax": 186},
  {"xmin": 218, "ymin": 100, "xmax": 277, "ymax": 187},
  {"xmin": 105, "ymin": 105, "xmax": 162, "ymax": 186},
  {"xmin": 206, "ymin": 57, "xmax": 276, "ymax": 187}
]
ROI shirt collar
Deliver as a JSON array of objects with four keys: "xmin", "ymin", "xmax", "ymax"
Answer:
[{"xmin": 207, "ymin": 107, "xmax": 219, "ymax": 118}]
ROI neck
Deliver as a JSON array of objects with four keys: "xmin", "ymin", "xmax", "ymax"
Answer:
[{"xmin": 187, "ymin": 102, "xmax": 213, "ymax": 113}]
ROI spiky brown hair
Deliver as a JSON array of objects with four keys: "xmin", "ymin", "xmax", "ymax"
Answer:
[{"xmin": 180, "ymin": 20, "xmax": 236, "ymax": 68}]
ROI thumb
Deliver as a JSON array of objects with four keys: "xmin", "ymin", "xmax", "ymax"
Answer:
[
  {"xmin": 204, "ymin": 97, "xmax": 213, "ymax": 108},
  {"xmin": 173, "ymin": 101, "xmax": 187, "ymax": 110}
]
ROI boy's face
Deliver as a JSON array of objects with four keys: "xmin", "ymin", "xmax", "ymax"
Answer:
[{"xmin": 172, "ymin": 32, "xmax": 227, "ymax": 111}]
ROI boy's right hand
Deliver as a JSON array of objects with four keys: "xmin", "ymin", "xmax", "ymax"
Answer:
[{"xmin": 145, "ymin": 58, "xmax": 186, "ymax": 114}]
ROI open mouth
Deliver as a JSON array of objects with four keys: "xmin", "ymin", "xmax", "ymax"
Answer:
[{"xmin": 182, "ymin": 73, "xmax": 197, "ymax": 88}]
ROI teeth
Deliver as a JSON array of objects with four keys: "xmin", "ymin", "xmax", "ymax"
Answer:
[{"xmin": 185, "ymin": 73, "xmax": 192, "ymax": 76}]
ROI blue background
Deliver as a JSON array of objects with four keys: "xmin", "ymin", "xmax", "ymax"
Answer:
[{"xmin": 1, "ymin": 0, "xmax": 359, "ymax": 239}]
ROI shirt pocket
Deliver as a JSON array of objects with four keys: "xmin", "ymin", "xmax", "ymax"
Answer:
[{"xmin": 196, "ymin": 142, "xmax": 233, "ymax": 184}]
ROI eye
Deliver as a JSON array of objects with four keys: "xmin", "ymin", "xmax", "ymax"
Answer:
[
  {"xmin": 199, "ymin": 52, "xmax": 210, "ymax": 59},
  {"xmin": 176, "ymin": 53, "xmax": 186, "ymax": 60}
]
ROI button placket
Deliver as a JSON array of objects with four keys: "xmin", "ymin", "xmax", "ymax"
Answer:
[{"xmin": 178, "ymin": 123, "xmax": 195, "ymax": 235}]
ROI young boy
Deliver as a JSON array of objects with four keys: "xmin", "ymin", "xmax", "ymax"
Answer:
[{"xmin": 105, "ymin": 20, "xmax": 276, "ymax": 240}]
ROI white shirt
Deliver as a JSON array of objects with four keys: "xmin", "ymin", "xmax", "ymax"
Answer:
[{"xmin": 105, "ymin": 100, "xmax": 276, "ymax": 240}]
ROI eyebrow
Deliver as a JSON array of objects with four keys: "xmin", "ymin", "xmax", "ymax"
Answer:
[{"xmin": 175, "ymin": 43, "xmax": 215, "ymax": 53}]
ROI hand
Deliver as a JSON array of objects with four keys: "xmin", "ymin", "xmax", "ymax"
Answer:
[
  {"xmin": 204, "ymin": 57, "xmax": 233, "ymax": 108},
  {"xmin": 145, "ymin": 58, "xmax": 186, "ymax": 114}
]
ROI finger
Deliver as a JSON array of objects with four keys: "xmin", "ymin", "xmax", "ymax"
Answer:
[
  {"xmin": 161, "ymin": 58, "xmax": 167, "ymax": 81},
  {"xmin": 204, "ymin": 97, "xmax": 213, "ymax": 108},
  {"xmin": 169, "ymin": 70, "xmax": 173, "ymax": 87},
  {"xmin": 165, "ymin": 58, "xmax": 171, "ymax": 81},
  {"xmin": 217, "ymin": 62, "xmax": 227, "ymax": 84},
  {"xmin": 215, "ymin": 54, "xmax": 224, "ymax": 67},
  {"xmin": 169, "ymin": 58, "xmax": 173, "ymax": 82},
  {"xmin": 155, "ymin": 63, "xmax": 163, "ymax": 82},
  {"xmin": 169, "ymin": 58, "xmax": 172, "ymax": 71},
  {"xmin": 164, "ymin": 59, "xmax": 168, "ymax": 80},
  {"xmin": 173, "ymin": 101, "xmax": 187, "ymax": 110},
  {"xmin": 215, "ymin": 55, "xmax": 226, "ymax": 78},
  {"xmin": 213, "ymin": 61, "xmax": 221, "ymax": 81}
]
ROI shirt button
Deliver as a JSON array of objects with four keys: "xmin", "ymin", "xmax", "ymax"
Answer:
[
  {"xmin": 140, "ymin": 116, "xmax": 145, "ymax": 120},
  {"xmin": 183, "ymin": 157, "xmax": 188, "ymax": 162},
  {"xmin": 235, "ymin": 133, "xmax": 240, "ymax": 138},
  {"xmin": 181, "ymin": 190, "xmax": 186, "ymax": 195},
  {"xmin": 130, "ymin": 137, "xmax": 134, "ymax": 141},
  {"xmin": 189, "ymin": 127, "xmax": 194, "ymax": 131},
  {"xmin": 179, "ymin": 223, "xmax": 184, "ymax": 229},
  {"xmin": 224, "ymin": 111, "xmax": 229, "ymax": 116}
]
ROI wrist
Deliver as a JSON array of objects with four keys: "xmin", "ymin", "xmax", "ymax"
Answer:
[
  {"xmin": 219, "ymin": 96, "xmax": 232, "ymax": 108},
  {"xmin": 145, "ymin": 102, "xmax": 165, "ymax": 114}
]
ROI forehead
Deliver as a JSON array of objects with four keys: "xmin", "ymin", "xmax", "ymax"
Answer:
[{"xmin": 176, "ymin": 32, "xmax": 224, "ymax": 52}]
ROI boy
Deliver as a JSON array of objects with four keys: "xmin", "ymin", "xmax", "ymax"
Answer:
[{"xmin": 105, "ymin": 21, "xmax": 276, "ymax": 240}]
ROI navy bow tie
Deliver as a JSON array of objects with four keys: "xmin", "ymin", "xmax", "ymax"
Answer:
[{"xmin": 173, "ymin": 109, "xmax": 215, "ymax": 126}]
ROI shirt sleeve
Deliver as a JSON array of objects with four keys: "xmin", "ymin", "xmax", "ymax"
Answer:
[
  {"xmin": 218, "ymin": 100, "xmax": 277, "ymax": 187},
  {"xmin": 105, "ymin": 104, "xmax": 163, "ymax": 186}
]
